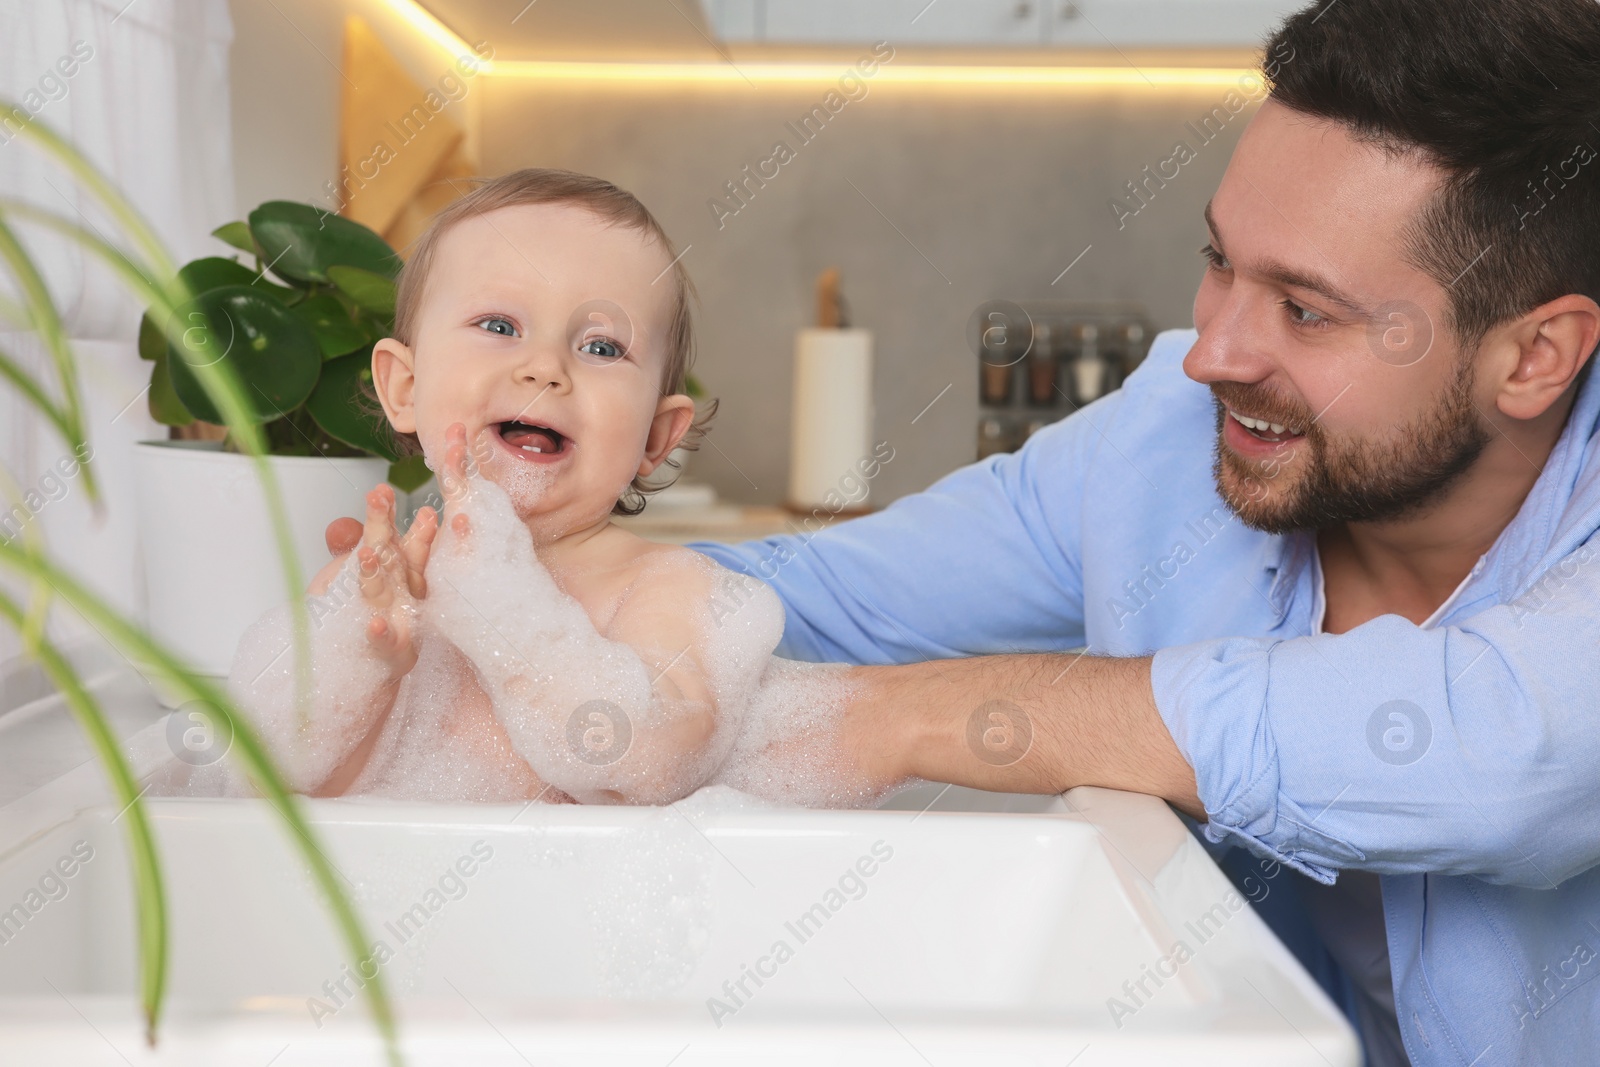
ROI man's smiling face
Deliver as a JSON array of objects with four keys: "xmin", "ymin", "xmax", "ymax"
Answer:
[{"xmin": 1185, "ymin": 100, "xmax": 1492, "ymax": 533}]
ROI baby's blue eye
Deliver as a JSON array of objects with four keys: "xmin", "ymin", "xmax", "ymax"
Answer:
[
  {"xmin": 477, "ymin": 317, "xmax": 517, "ymax": 337},
  {"xmin": 580, "ymin": 338, "xmax": 623, "ymax": 359}
]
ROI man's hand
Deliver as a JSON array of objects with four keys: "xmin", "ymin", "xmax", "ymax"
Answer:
[
  {"xmin": 841, "ymin": 653, "xmax": 1204, "ymax": 819},
  {"xmin": 325, "ymin": 515, "xmax": 363, "ymax": 559}
]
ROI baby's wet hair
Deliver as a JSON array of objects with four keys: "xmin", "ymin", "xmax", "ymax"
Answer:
[{"xmin": 360, "ymin": 168, "xmax": 715, "ymax": 515}]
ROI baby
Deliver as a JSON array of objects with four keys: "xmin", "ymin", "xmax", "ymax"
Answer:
[{"xmin": 212, "ymin": 169, "xmax": 890, "ymax": 809}]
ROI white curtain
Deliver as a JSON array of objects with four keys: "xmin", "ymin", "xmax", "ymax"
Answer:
[{"xmin": 0, "ymin": 0, "xmax": 235, "ymax": 674}]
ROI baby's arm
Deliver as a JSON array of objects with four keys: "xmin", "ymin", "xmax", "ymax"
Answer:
[
  {"xmin": 222, "ymin": 486, "xmax": 437, "ymax": 795},
  {"xmin": 424, "ymin": 462, "xmax": 775, "ymax": 805}
]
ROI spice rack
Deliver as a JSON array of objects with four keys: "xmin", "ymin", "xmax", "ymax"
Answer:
[{"xmin": 972, "ymin": 300, "xmax": 1155, "ymax": 460}]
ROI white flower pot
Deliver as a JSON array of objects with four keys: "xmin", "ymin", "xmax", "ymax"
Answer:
[{"xmin": 132, "ymin": 440, "xmax": 393, "ymax": 706}]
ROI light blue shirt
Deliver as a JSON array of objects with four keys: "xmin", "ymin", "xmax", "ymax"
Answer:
[{"xmin": 691, "ymin": 328, "xmax": 1600, "ymax": 1066}]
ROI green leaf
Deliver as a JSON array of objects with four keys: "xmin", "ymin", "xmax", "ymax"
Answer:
[
  {"xmin": 138, "ymin": 312, "xmax": 164, "ymax": 361},
  {"xmin": 141, "ymin": 258, "xmax": 293, "ymax": 363},
  {"xmin": 175, "ymin": 256, "xmax": 296, "ymax": 304},
  {"xmin": 291, "ymin": 291, "xmax": 377, "ymax": 360},
  {"xmin": 387, "ymin": 453, "xmax": 433, "ymax": 494},
  {"xmin": 0, "ymin": 595, "xmax": 169, "ymax": 1049},
  {"xmin": 148, "ymin": 349, "xmax": 193, "ymax": 426},
  {"xmin": 211, "ymin": 220, "xmax": 255, "ymax": 254},
  {"xmin": 304, "ymin": 349, "xmax": 400, "ymax": 460},
  {"xmin": 327, "ymin": 264, "xmax": 398, "ymax": 318},
  {"xmin": 165, "ymin": 285, "xmax": 322, "ymax": 424},
  {"xmin": 176, "ymin": 255, "xmax": 256, "ymax": 294},
  {"xmin": 2, "ymin": 115, "xmax": 405, "ymax": 1064},
  {"xmin": 248, "ymin": 202, "xmax": 401, "ymax": 285}
]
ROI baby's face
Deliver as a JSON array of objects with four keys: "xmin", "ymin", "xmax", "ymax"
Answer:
[{"xmin": 375, "ymin": 202, "xmax": 693, "ymax": 537}]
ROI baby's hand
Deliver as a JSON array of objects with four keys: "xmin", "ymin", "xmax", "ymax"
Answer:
[
  {"xmin": 354, "ymin": 483, "xmax": 438, "ymax": 679},
  {"xmin": 438, "ymin": 419, "xmax": 505, "ymax": 550},
  {"xmin": 426, "ymin": 422, "xmax": 564, "ymax": 654}
]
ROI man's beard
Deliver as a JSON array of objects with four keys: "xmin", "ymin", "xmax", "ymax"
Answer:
[{"xmin": 1210, "ymin": 359, "xmax": 1492, "ymax": 534}]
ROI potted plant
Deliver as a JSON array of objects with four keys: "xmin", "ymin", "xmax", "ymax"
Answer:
[{"xmin": 133, "ymin": 203, "xmax": 432, "ymax": 693}]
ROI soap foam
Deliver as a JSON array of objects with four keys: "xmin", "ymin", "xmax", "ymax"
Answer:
[
  {"xmin": 419, "ymin": 470, "xmax": 741, "ymax": 803},
  {"xmin": 715, "ymin": 657, "xmax": 909, "ymax": 809},
  {"xmin": 153, "ymin": 551, "xmax": 408, "ymax": 798},
  {"xmin": 421, "ymin": 427, "xmax": 556, "ymax": 519},
  {"xmin": 165, "ymin": 443, "xmax": 901, "ymax": 812}
]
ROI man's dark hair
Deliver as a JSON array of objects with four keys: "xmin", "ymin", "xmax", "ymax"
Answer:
[{"xmin": 1266, "ymin": 0, "xmax": 1600, "ymax": 350}]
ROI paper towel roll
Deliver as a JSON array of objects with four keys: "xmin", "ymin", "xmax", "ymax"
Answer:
[{"xmin": 788, "ymin": 327, "xmax": 874, "ymax": 512}]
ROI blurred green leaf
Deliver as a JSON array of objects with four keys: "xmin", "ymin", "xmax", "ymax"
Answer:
[
  {"xmin": 248, "ymin": 202, "xmax": 400, "ymax": 285},
  {"xmin": 291, "ymin": 291, "xmax": 376, "ymax": 360},
  {"xmin": 137, "ymin": 312, "xmax": 164, "ymax": 361},
  {"xmin": 148, "ymin": 350, "xmax": 193, "ymax": 426},
  {"xmin": 0, "ymin": 594, "xmax": 169, "ymax": 1048},
  {"xmin": 304, "ymin": 349, "xmax": 399, "ymax": 460},
  {"xmin": 387, "ymin": 453, "xmax": 433, "ymax": 494},
  {"xmin": 327, "ymin": 264, "xmax": 397, "ymax": 318},
  {"xmin": 7, "ymin": 107, "xmax": 406, "ymax": 1066},
  {"xmin": 211, "ymin": 220, "xmax": 255, "ymax": 254},
  {"xmin": 166, "ymin": 285, "xmax": 321, "ymax": 424}
]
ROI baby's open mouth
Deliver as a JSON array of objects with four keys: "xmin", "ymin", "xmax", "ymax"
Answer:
[{"xmin": 496, "ymin": 420, "xmax": 567, "ymax": 456}]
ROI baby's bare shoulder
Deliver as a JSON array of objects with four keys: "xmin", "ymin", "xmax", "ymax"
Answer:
[
  {"xmin": 610, "ymin": 540, "xmax": 784, "ymax": 648},
  {"xmin": 621, "ymin": 541, "xmax": 728, "ymax": 599}
]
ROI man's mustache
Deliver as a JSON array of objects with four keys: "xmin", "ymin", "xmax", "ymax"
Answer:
[{"xmin": 1209, "ymin": 382, "xmax": 1314, "ymax": 434}]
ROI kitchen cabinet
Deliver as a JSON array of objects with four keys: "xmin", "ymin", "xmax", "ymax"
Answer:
[{"xmin": 704, "ymin": 0, "xmax": 1308, "ymax": 48}]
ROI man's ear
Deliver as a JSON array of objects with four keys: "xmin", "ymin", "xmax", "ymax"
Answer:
[
  {"xmin": 638, "ymin": 394, "xmax": 697, "ymax": 477},
  {"xmin": 371, "ymin": 337, "xmax": 418, "ymax": 433},
  {"xmin": 1493, "ymin": 294, "xmax": 1600, "ymax": 421}
]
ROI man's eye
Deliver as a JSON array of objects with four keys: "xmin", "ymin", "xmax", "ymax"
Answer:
[
  {"xmin": 579, "ymin": 338, "xmax": 623, "ymax": 359},
  {"xmin": 1279, "ymin": 298, "xmax": 1329, "ymax": 328},
  {"xmin": 476, "ymin": 317, "xmax": 517, "ymax": 337},
  {"xmin": 1199, "ymin": 243, "xmax": 1230, "ymax": 272}
]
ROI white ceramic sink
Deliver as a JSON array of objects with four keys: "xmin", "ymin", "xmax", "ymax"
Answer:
[{"xmin": 0, "ymin": 646, "xmax": 1359, "ymax": 1065}]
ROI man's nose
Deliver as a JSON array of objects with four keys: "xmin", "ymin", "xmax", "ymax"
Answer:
[{"xmin": 1184, "ymin": 295, "xmax": 1278, "ymax": 387}]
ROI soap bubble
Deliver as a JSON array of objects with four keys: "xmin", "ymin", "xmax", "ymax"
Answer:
[{"xmin": 965, "ymin": 698, "xmax": 1032, "ymax": 767}]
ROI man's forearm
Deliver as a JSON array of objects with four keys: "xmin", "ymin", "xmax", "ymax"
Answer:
[{"xmin": 847, "ymin": 653, "xmax": 1203, "ymax": 819}]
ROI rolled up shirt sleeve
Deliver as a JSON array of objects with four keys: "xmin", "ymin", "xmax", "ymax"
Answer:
[{"xmin": 1152, "ymin": 536, "xmax": 1600, "ymax": 887}]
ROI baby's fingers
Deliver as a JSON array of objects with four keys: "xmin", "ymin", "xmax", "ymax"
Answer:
[
  {"xmin": 357, "ymin": 545, "xmax": 394, "ymax": 608},
  {"xmin": 365, "ymin": 614, "xmax": 409, "ymax": 665},
  {"xmin": 400, "ymin": 506, "xmax": 438, "ymax": 598},
  {"xmin": 361, "ymin": 485, "xmax": 397, "ymax": 554}
]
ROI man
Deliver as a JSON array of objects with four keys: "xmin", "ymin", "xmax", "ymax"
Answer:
[
  {"xmin": 689, "ymin": 1, "xmax": 1600, "ymax": 1064},
  {"xmin": 324, "ymin": 0, "xmax": 1596, "ymax": 1060}
]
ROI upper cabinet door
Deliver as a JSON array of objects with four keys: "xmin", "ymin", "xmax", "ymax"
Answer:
[
  {"xmin": 705, "ymin": 0, "xmax": 1307, "ymax": 47},
  {"xmin": 708, "ymin": 0, "xmax": 1046, "ymax": 46},
  {"xmin": 1042, "ymin": 0, "xmax": 1304, "ymax": 46}
]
